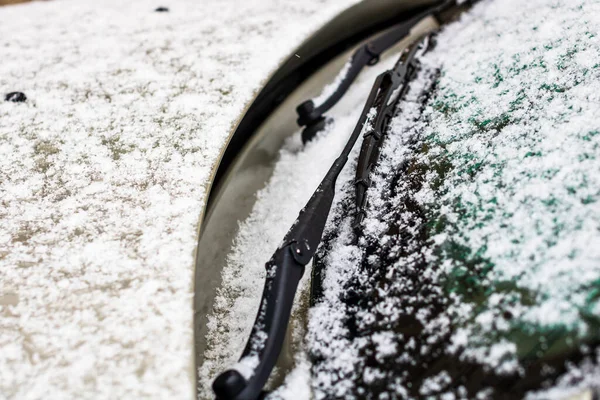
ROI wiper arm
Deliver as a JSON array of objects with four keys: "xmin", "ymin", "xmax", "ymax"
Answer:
[
  {"xmin": 212, "ymin": 35, "xmax": 428, "ymax": 400},
  {"xmin": 296, "ymin": 0, "xmax": 478, "ymax": 144}
]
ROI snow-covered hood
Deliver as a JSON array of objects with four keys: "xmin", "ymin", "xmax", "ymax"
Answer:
[{"xmin": 0, "ymin": 0, "xmax": 358, "ymax": 398}]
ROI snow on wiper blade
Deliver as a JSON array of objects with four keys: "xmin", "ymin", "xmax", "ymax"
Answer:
[
  {"xmin": 354, "ymin": 38, "xmax": 429, "ymax": 228},
  {"xmin": 211, "ymin": 34, "xmax": 430, "ymax": 400}
]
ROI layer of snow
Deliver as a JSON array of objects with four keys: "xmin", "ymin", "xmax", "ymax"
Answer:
[
  {"xmin": 307, "ymin": 58, "xmax": 442, "ymax": 399},
  {"xmin": 312, "ymin": 59, "xmax": 352, "ymax": 108},
  {"xmin": 307, "ymin": 0, "xmax": 600, "ymax": 398},
  {"xmin": 526, "ymin": 350, "xmax": 600, "ymax": 399},
  {"xmin": 0, "ymin": 0, "xmax": 358, "ymax": 398}
]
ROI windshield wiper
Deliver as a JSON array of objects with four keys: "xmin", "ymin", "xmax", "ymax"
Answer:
[
  {"xmin": 296, "ymin": 0, "xmax": 477, "ymax": 144},
  {"xmin": 212, "ymin": 35, "xmax": 429, "ymax": 400},
  {"xmin": 354, "ymin": 36, "xmax": 434, "ymax": 227}
]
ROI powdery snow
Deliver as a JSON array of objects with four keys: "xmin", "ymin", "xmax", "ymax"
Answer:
[
  {"xmin": 307, "ymin": 0, "xmax": 600, "ymax": 398},
  {"xmin": 0, "ymin": 0, "xmax": 358, "ymax": 398}
]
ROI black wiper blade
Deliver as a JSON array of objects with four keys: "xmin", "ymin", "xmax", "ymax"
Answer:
[
  {"xmin": 212, "ymin": 35, "xmax": 429, "ymax": 400},
  {"xmin": 354, "ymin": 37, "xmax": 428, "ymax": 227}
]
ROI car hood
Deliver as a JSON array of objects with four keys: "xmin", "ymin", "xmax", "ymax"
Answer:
[{"xmin": 0, "ymin": 0, "xmax": 358, "ymax": 398}]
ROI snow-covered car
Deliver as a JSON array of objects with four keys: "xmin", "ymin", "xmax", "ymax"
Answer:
[{"xmin": 1, "ymin": 0, "xmax": 599, "ymax": 399}]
